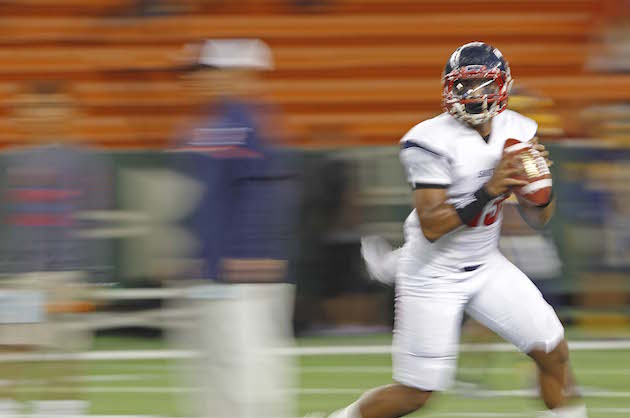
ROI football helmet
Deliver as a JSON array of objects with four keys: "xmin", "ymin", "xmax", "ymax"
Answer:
[{"xmin": 442, "ymin": 42, "xmax": 513, "ymax": 125}]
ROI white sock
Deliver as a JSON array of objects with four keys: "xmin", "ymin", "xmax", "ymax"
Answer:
[
  {"xmin": 329, "ymin": 401, "xmax": 362, "ymax": 418},
  {"xmin": 538, "ymin": 404, "xmax": 588, "ymax": 417}
]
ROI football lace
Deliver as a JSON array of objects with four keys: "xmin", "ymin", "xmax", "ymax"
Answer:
[
  {"xmin": 521, "ymin": 152, "xmax": 540, "ymax": 179},
  {"xmin": 530, "ymin": 149, "xmax": 550, "ymax": 175}
]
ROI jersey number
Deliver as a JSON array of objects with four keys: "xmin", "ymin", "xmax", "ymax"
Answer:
[{"xmin": 466, "ymin": 196, "xmax": 507, "ymax": 227}]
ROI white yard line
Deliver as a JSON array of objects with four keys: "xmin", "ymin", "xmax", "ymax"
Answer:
[
  {"xmin": 1, "ymin": 339, "xmax": 629, "ymax": 362},
  {"xmin": 301, "ymin": 366, "xmax": 630, "ymax": 375},
  {"xmin": 419, "ymin": 411, "xmax": 630, "ymax": 417},
  {"xmin": 298, "ymin": 388, "xmax": 630, "ymax": 399},
  {"xmin": 67, "ymin": 374, "xmax": 159, "ymax": 382},
  {"xmin": 0, "ymin": 415, "xmax": 168, "ymax": 418},
  {"xmin": 11, "ymin": 386, "xmax": 630, "ymax": 399},
  {"xmin": 3, "ymin": 409, "xmax": 630, "ymax": 418},
  {"xmin": 15, "ymin": 387, "xmax": 193, "ymax": 394},
  {"xmin": 301, "ymin": 366, "xmax": 392, "ymax": 373},
  {"xmin": 97, "ymin": 364, "xmax": 630, "ymax": 377},
  {"xmin": 0, "ymin": 350, "xmax": 196, "ymax": 362},
  {"xmin": 591, "ymin": 408, "xmax": 630, "ymax": 413},
  {"xmin": 3, "ymin": 374, "xmax": 160, "ymax": 385},
  {"xmin": 48, "ymin": 412, "xmax": 630, "ymax": 418},
  {"xmin": 291, "ymin": 340, "xmax": 630, "ymax": 356},
  {"xmin": 430, "ymin": 414, "xmax": 526, "ymax": 417}
]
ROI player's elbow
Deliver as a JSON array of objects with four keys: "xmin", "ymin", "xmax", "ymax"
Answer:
[
  {"xmin": 420, "ymin": 225, "xmax": 441, "ymax": 243},
  {"xmin": 417, "ymin": 213, "xmax": 443, "ymax": 242},
  {"xmin": 539, "ymin": 211, "xmax": 553, "ymax": 227},
  {"xmin": 541, "ymin": 200, "xmax": 555, "ymax": 223}
]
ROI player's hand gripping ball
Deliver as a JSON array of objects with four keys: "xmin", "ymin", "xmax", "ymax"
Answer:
[{"xmin": 503, "ymin": 137, "xmax": 552, "ymax": 206}]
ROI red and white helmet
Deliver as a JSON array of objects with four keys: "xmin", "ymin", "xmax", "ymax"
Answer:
[{"xmin": 442, "ymin": 42, "xmax": 513, "ymax": 125}]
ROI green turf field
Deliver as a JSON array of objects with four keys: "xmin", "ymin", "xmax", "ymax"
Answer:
[{"xmin": 6, "ymin": 332, "xmax": 630, "ymax": 417}]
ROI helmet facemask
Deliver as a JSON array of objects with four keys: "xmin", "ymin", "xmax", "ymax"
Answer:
[{"xmin": 442, "ymin": 65, "xmax": 513, "ymax": 126}]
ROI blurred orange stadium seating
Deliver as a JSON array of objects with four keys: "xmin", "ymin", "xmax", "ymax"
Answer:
[{"xmin": 0, "ymin": 0, "xmax": 626, "ymax": 147}]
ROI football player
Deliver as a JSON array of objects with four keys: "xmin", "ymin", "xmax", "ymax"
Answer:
[{"xmin": 318, "ymin": 42, "xmax": 587, "ymax": 418}]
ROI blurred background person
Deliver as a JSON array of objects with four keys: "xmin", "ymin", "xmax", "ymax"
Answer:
[
  {"xmin": 170, "ymin": 39, "xmax": 299, "ymax": 418},
  {"xmin": 0, "ymin": 82, "xmax": 111, "ymax": 417}
]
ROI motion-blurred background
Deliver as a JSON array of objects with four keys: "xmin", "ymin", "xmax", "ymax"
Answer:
[{"xmin": 0, "ymin": 1, "xmax": 628, "ymax": 417}]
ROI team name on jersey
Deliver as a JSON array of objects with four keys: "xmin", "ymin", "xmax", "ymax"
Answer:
[{"xmin": 477, "ymin": 168, "xmax": 494, "ymax": 178}]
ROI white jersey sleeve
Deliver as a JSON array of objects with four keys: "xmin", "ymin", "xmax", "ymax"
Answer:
[
  {"xmin": 504, "ymin": 110, "xmax": 538, "ymax": 142},
  {"xmin": 399, "ymin": 140, "xmax": 451, "ymax": 189}
]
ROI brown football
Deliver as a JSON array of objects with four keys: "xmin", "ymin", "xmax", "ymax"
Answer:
[{"xmin": 503, "ymin": 138, "xmax": 552, "ymax": 206}]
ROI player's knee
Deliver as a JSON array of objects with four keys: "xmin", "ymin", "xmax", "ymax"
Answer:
[
  {"xmin": 550, "ymin": 339, "xmax": 569, "ymax": 364},
  {"xmin": 398, "ymin": 384, "xmax": 432, "ymax": 411},
  {"xmin": 529, "ymin": 338, "xmax": 569, "ymax": 372}
]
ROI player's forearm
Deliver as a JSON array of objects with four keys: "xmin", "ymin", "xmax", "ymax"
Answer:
[
  {"xmin": 417, "ymin": 203, "xmax": 463, "ymax": 242},
  {"xmin": 539, "ymin": 198, "xmax": 555, "ymax": 223},
  {"xmin": 516, "ymin": 194, "xmax": 555, "ymax": 229},
  {"xmin": 415, "ymin": 185, "xmax": 498, "ymax": 242},
  {"xmin": 531, "ymin": 197, "xmax": 555, "ymax": 227}
]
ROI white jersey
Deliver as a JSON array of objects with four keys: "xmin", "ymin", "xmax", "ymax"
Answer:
[{"xmin": 399, "ymin": 110, "xmax": 537, "ymax": 277}]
